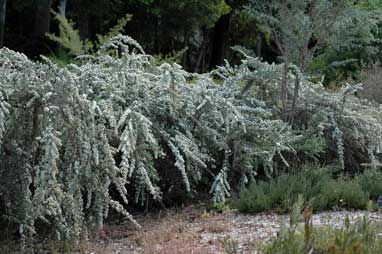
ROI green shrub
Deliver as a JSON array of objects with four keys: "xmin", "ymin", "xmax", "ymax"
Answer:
[
  {"xmin": 236, "ymin": 183, "xmax": 272, "ymax": 213},
  {"xmin": 356, "ymin": 169, "xmax": 382, "ymax": 200},
  {"xmin": 236, "ymin": 165, "xmax": 369, "ymax": 213},
  {"xmin": 322, "ymin": 178, "xmax": 368, "ymax": 210},
  {"xmin": 236, "ymin": 165, "xmax": 333, "ymax": 213}
]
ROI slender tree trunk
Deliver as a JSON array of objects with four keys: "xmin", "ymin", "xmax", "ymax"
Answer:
[
  {"xmin": 209, "ymin": 12, "xmax": 231, "ymax": 70},
  {"xmin": 256, "ymin": 33, "xmax": 262, "ymax": 58},
  {"xmin": 33, "ymin": 0, "xmax": 52, "ymax": 39},
  {"xmin": 59, "ymin": 0, "xmax": 67, "ymax": 16},
  {"xmin": 0, "ymin": 0, "xmax": 7, "ymax": 47},
  {"xmin": 78, "ymin": 12, "xmax": 90, "ymax": 40},
  {"xmin": 154, "ymin": 16, "xmax": 159, "ymax": 53},
  {"xmin": 290, "ymin": 45, "xmax": 308, "ymax": 123},
  {"xmin": 182, "ymin": 30, "xmax": 190, "ymax": 69},
  {"xmin": 289, "ymin": 73, "xmax": 300, "ymax": 124},
  {"xmin": 195, "ymin": 29, "xmax": 209, "ymax": 73},
  {"xmin": 282, "ymin": 61, "xmax": 288, "ymax": 119}
]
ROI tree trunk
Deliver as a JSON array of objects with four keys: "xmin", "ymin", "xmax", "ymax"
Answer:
[
  {"xmin": 209, "ymin": 12, "xmax": 231, "ymax": 70},
  {"xmin": 59, "ymin": 0, "xmax": 67, "ymax": 17},
  {"xmin": 78, "ymin": 12, "xmax": 90, "ymax": 40},
  {"xmin": 282, "ymin": 61, "xmax": 288, "ymax": 119},
  {"xmin": 154, "ymin": 16, "xmax": 159, "ymax": 53},
  {"xmin": 0, "ymin": 0, "xmax": 6, "ymax": 48},
  {"xmin": 33, "ymin": 0, "xmax": 52, "ymax": 39},
  {"xmin": 256, "ymin": 33, "xmax": 262, "ymax": 58},
  {"xmin": 290, "ymin": 45, "xmax": 308, "ymax": 124},
  {"xmin": 195, "ymin": 30, "xmax": 209, "ymax": 73},
  {"xmin": 289, "ymin": 73, "xmax": 300, "ymax": 124},
  {"xmin": 182, "ymin": 30, "xmax": 190, "ymax": 69}
]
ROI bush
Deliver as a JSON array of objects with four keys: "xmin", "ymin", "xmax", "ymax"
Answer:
[
  {"xmin": 236, "ymin": 165, "xmax": 332, "ymax": 213},
  {"xmin": 0, "ymin": 36, "xmax": 298, "ymax": 242},
  {"xmin": 356, "ymin": 169, "xmax": 382, "ymax": 200},
  {"xmin": 236, "ymin": 182, "xmax": 273, "ymax": 213},
  {"xmin": 236, "ymin": 165, "xmax": 369, "ymax": 213},
  {"xmin": 1, "ymin": 34, "xmax": 382, "ymax": 244},
  {"xmin": 322, "ymin": 178, "xmax": 368, "ymax": 210}
]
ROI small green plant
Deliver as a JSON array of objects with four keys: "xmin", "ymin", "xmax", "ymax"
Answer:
[
  {"xmin": 47, "ymin": 11, "xmax": 93, "ymax": 56},
  {"xmin": 47, "ymin": 11, "xmax": 132, "ymax": 59},
  {"xmin": 153, "ymin": 47, "xmax": 188, "ymax": 65},
  {"xmin": 316, "ymin": 215, "xmax": 382, "ymax": 254},
  {"xmin": 212, "ymin": 201, "xmax": 231, "ymax": 213},
  {"xmin": 219, "ymin": 236, "xmax": 239, "ymax": 254},
  {"xmin": 266, "ymin": 197, "xmax": 382, "ymax": 254},
  {"xmin": 265, "ymin": 195, "xmax": 308, "ymax": 254}
]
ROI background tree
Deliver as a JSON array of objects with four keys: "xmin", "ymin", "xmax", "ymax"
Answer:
[
  {"xmin": 310, "ymin": 0, "xmax": 382, "ymax": 86},
  {"xmin": 1, "ymin": 0, "xmax": 381, "ymax": 79},
  {"xmin": 0, "ymin": 0, "xmax": 6, "ymax": 48},
  {"xmin": 246, "ymin": 0, "xmax": 351, "ymax": 121},
  {"xmin": 58, "ymin": 0, "xmax": 67, "ymax": 16}
]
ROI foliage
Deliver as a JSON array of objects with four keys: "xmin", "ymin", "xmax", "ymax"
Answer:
[
  {"xmin": 309, "ymin": 0, "xmax": 382, "ymax": 85},
  {"xmin": 221, "ymin": 48, "xmax": 382, "ymax": 171},
  {"xmin": 153, "ymin": 47, "xmax": 189, "ymax": 66},
  {"xmin": 359, "ymin": 63, "xmax": 382, "ymax": 104},
  {"xmin": 47, "ymin": 12, "xmax": 132, "ymax": 57},
  {"xmin": 265, "ymin": 195, "xmax": 308, "ymax": 254},
  {"xmin": 0, "ymin": 36, "xmax": 298, "ymax": 243},
  {"xmin": 219, "ymin": 236, "xmax": 239, "ymax": 254},
  {"xmin": 47, "ymin": 11, "xmax": 93, "ymax": 56},
  {"xmin": 236, "ymin": 165, "xmax": 371, "ymax": 213},
  {"xmin": 4, "ymin": 0, "xmax": 382, "ymax": 81},
  {"xmin": 245, "ymin": 0, "xmax": 382, "ymax": 86},
  {"xmin": 1, "ymin": 33, "xmax": 382, "ymax": 245},
  {"xmin": 247, "ymin": 0, "xmax": 347, "ymax": 64},
  {"xmin": 322, "ymin": 178, "xmax": 368, "ymax": 210},
  {"xmin": 356, "ymin": 169, "xmax": 382, "ymax": 200},
  {"xmin": 266, "ymin": 201, "xmax": 382, "ymax": 254}
]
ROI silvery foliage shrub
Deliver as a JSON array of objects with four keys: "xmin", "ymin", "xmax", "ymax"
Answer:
[
  {"xmin": 0, "ymin": 35, "xmax": 380, "ymax": 242},
  {"xmin": 227, "ymin": 49, "xmax": 382, "ymax": 170},
  {"xmin": 299, "ymin": 81, "xmax": 382, "ymax": 170},
  {"xmin": 0, "ymin": 35, "xmax": 297, "ymax": 240}
]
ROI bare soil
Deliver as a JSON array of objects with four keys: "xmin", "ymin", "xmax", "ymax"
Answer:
[{"xmin": 82, "ymin": 208, "xmax": 382, "ymax": 254}]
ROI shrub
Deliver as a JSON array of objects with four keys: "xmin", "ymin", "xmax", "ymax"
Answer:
[
  {"xmin": 236, "ymin": 165, "xmax": 333, "ymax": 213},
  {"xmin": 225, "ymin": 48, "xmax": 382, "ymax": 172},
  {"xmin": 236, "ymin": 183, "xmax": 272, "ymax": 213},
  {"xmin": 322, "ymin": 178, "xmax": 368, "ymax": 210},
  {"xmin": 356, "ymin": 169, "xmax": 382, "ymax": 200},
  {"xmin": 1, "ymin": 34, "xmax": 382, "ymax": 244},
  {"xmin": 236, "ymin": 165, "xmax": 369, "ymax": 213},
  {"xmin": 0, "ymin": 36, "xmax": 298, "ymax": 242}
]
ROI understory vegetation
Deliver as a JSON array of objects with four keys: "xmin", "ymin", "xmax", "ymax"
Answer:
[
  {"xmin": 0, "ymin": 33, "xmax": 382, "ymax": 250},
  {"xmin": 266, "ymin": 196, "xmax": 382, "ymax": 254},
  {"xmin": 236, "ymin": 165, "xmax": 382, "ymax": 213}
]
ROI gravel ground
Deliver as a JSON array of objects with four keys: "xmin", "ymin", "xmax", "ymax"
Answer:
[{"xmin": 84, "ymin": 209, "xmax": 382, "ymax": 254}]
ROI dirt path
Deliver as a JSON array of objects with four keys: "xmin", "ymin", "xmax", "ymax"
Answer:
[{"xmin": 84, "ymin": 209, "xmax": 382, "ymax": 254}]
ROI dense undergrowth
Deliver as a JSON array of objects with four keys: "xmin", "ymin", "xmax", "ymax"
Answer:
[
  {"xmin": 266, "ymin": 196, "xmax": 382, "ymax": 254},
  {"xmin": 0, "ymin": 35, "xmax": 381, "ymax": 246},
  {"xmin": 236, "ymin": 165, "xmax": 382, "ymax": 213}
]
